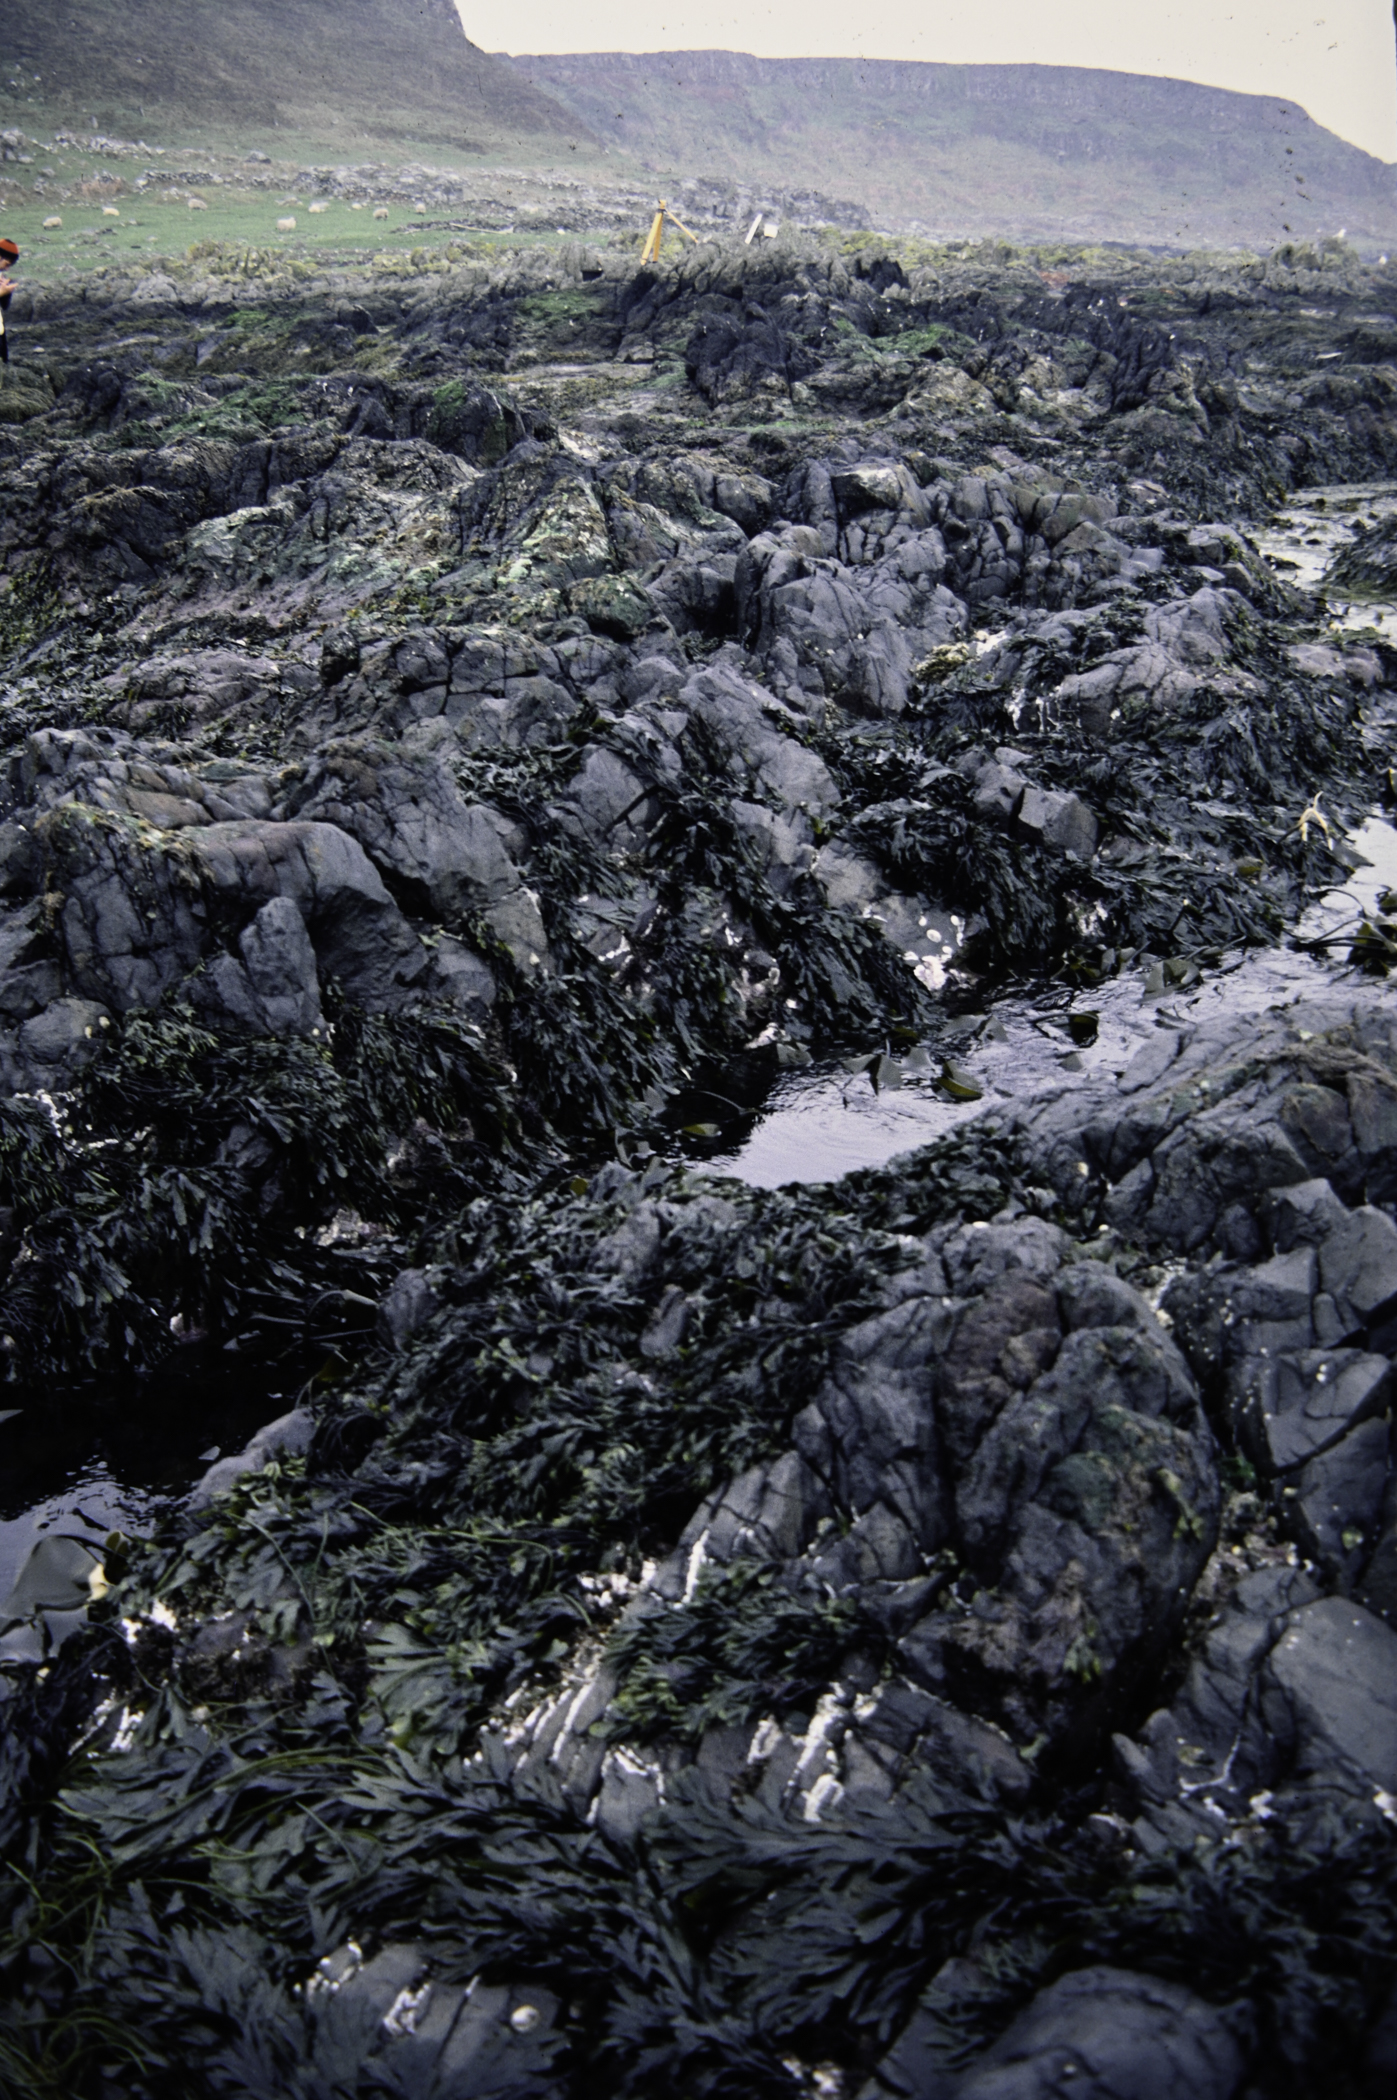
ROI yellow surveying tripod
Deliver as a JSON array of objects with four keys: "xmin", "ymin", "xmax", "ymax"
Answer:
[{"xmin": 640, "ymin": 199, "xmax": 699, "ymax": 265}]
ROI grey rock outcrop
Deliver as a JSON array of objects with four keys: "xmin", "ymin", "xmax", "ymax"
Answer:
[
  {"xmin": 870, "ymin": 1965, "xmax": 1252, "ymax": 2100},
  {"xmin": 280, "ymin": 741, "xmax": 551, "ymax": 971},
  {"xmin": 189, "ymin": 1406, "xmax": 316, "ymax": 1511}
]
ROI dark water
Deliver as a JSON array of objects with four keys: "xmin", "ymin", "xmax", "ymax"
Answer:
[
  {"xmin": 691, "ymin": 813, "xmax": 1397, "ymax": 1190},
  {"xmin": 0, "ymin": 1343, "xmax": 303, "ymax": 1609}
]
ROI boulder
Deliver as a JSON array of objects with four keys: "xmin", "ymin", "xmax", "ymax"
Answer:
[
  {"xmin": 1234, "ymin": 1347, "xmax": 1392, "ymax": 1477},
  {"xmin": 1261, "ymin": 1596, "xmax": 1397, "ymax": 1793},
  {"xmin": 2, "ymin": 995, "xmax": 110, "ymax": 1090},
  {"xmin": 685, "ymin": 307, "xmax": 815, "ymax": 402},
  {"xmin": 1318, "ymin": 1205, "xmax": 1397, "ymax": 1334},
  {"xmin": 189, "ymin": 1407, "xmax": 316, "ymax": 1511},
  {"xmin": 377, "ymin": 1267, "xmax": 444, "ymax": 1351},
  {"xmin": 281, "ymin": 742, "xmax": 550, "ymax": 972},
  {"xmin": 1284, "ymin": 1415, "xmax": 1391, "ymax": 1585},
  {"xmin": 1016, "ymin": 783, "xmax": 1098, "ymax": 858},
  {"xmin": 949, "ymin": 1967, "xmax": 1251, "ymax": 2100},
  {"xmin": 40, "ymin": 802, "xmax": 208, "ymax": 1013},
  {"xmin": 193, "ymin": 895, "xmax": 323, "ymax": 1037},
  {"xmin": 680, "ymin": 664, "xmax": 840, "ymax": 813},
  {"xmin": 189, "ymin": 819, "xmax": 431, "ymax": 1009},
  {"xmin": 1111, "ymin": 1561, "xmax": 1321, "ymax": 1835}
]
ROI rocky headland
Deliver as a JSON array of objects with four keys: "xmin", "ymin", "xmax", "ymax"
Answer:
[
  {"xmin": 0, "ymin": 221, "xmax": 1395, "ymax": 2097},
  {"xmin": 7, "ymin": 0, "xmax": 591, "ymax": 160}
]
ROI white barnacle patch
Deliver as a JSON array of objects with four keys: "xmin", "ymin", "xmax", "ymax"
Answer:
[
  {"xmin": 84, "ymin": 1688, "xmax": 143, "ymax": 1755},
  {"xmin": 548, "ymin": 1666, "xmax": 605, "ymax": 1767},
  {"xmin": 802, "ymin": 1770, "xmax": 845, "ymax": 1823},
  {"xmin": 681, "ymin": 1526, "xmax": 711, "ymax": 1604},
  {"xmin": 782, "ymin": 2055, "xmax": 846, "ymax": 2096},
  {"xmin": 786, "ymin": 1686, "xmax": 855, "ymax": 1820},
  {"xmin": 383, "ymin": 1981, "xmax": 432, "ymax": 2035},
  {"xmin": 120, "ymin": 1596, "xmax": 179, "ymax": 1645},
  {"xmin": 747, "ymin": 1715, "xmax": 783, "ymax": 1764},
  {"xmin": 109, "ymin": 1706, "xmax": 140, "ymax": 1753},
  {"xmin": 791, "ymin": 1689, "xmax": 847, "ymax": 1785},
  {"xmin": 304, "ymin": 1940, "xmax": 364, "ymax": 2003}
]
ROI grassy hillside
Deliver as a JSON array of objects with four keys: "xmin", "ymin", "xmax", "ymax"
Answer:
[
  {"xmin": 4, "ymin": 0, "xmax": 595, "ymax": 157},
  {"xmin": 505, "ymin": 51, "xmax": 1397, "ymax": 247}
]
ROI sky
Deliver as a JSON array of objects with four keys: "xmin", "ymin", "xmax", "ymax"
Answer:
[{"xmin": 455, "ymin": 0, "xmax": 1397, "ymax": 163}]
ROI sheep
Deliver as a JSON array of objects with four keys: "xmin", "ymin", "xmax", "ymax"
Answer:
[
  {"xmin": 277, "ymin": 215, "xmax": 296, "ymax": 232},
  {"xmin": 101, "ymin": 205, "xmax": 119, "ymax": 217},
  {"xmin": 42, "ymin": 213, "xmax": 61, "ymax": 229},
  {"xmin": 308, "ymin": 200, "xmax": 330, "ymax": 215},
  {"xmin": 372, "ymin": 207, "xmax": 389, "ymax": 221},
  {"xmin": 414, "ymin": 201, "xmax": 426, "ymax": 215},
  {"xmin": 187, "ymin": 196, "xmax": 207, "ymax": 211}
]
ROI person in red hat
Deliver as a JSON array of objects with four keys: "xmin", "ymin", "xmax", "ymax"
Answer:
[{"xmin": 0, "ymin": 238, "xmax": 18, "ymax": 366}]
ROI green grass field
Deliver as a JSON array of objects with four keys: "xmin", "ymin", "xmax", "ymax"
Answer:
[
  {"xmin": 0, "ymin": 130, "xmax": 626, "ymax": 287},
  {"xmin": 6, "ymin": 195, "xmax": 541, "ymax": 282}
]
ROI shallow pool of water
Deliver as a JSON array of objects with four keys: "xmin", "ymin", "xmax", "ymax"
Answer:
[
  {"xmin": 695, "ymin": 484, "xmax": 1397, "ymax": 1192},
  {"xmin": 0, "ymin": 1463, "xmax": 165, "ymax": 1626},
  {"xmin": 700, "ymin": 817, "xmax": 1397, "ymax": 1191},
  {"xmin": 0, "ymin": 1347, "xmax": 305, "ymax": 1616},
  {"xmin": 1255, "ymin": 480, "xmax": 1397, "ymax": 634}
]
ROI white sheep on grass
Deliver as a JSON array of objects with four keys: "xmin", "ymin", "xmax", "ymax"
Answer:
[
  {"xmin": 308, "ymin": 200, "xmax": 330, "ymax": 214},
  {"xmin": 42, "ymin": 214, "xmax": 61, "ymax": 229},
  {"xmin": 277, "ymin": 216, "xmax": 296, "ymax": 232},
  {"xmin": 187, "ymin": 196, "xmax": 207, "ymax": 211},
  {"xmin": 373, "ymin": 207, "xmax": 389, "ymax": 221}
]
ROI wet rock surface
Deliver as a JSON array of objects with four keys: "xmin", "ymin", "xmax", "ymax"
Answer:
[{"xmin": 1, "ymin": 229, "xmax": 1396, "ymax": 2097}]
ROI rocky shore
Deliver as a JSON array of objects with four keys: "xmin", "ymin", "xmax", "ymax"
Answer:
[{"xmin": 1, "ymin": 224, "xmax": 1395, "ymax": 2097}]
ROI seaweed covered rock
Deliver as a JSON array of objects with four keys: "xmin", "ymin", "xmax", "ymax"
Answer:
[
  {"xmin": 2, "ymin": 226, "xmax": 1397, "ymax": 2098},
  {"xmin": 1328, "ymin": 510, "xmax": 1397, "ymax": 600}
]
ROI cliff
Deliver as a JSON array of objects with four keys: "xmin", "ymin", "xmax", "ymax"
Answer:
[{"xmin": 506, "ymin": 50, "xmax": 1397, "ymax": 245}]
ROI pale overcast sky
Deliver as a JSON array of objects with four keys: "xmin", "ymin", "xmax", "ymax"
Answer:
[{"xmin": 455, "ymin": 0, "xmax": 1397, "ymax": 163}]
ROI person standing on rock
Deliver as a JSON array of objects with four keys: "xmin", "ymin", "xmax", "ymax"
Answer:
[{"xmin": 0, "ymin": 238, "xmax": 18, "ymax": 365}]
